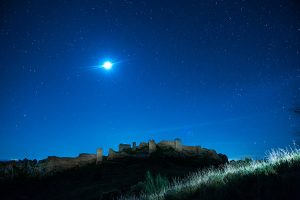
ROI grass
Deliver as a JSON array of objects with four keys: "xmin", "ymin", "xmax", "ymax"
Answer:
[
  {"xmin": 119, "ymin": 144, "xmax": 300, "ymax": 200},
  {"xmin": 143, "ymin": 171, "xmax": 169, "ymax": 194}
]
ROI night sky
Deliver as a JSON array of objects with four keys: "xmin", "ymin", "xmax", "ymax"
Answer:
[{"xmin": 1, "ymin": 0, "xmax": 300, "ymax": 160}]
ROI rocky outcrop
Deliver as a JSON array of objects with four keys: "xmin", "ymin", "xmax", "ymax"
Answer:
[
  {"xmin": 0, "ymin": 159, "xmax": 40, "ymax": 180},
  {"xmin": 0, "ymin": 153, "xmax": 96, "ymax": 179},
  {"xmin": 38, "ymin": 153, "xmax": 96, "ymax": 174}
]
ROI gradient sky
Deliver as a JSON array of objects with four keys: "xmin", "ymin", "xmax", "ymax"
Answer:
[{"xmin": 1, "ymin": 0, "xmax": 300, "ymax": 160}]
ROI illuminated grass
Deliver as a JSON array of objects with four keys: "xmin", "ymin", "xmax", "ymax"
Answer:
[{"xmin": 118, "ymin": 144, "xmax": 300, "ymax": 200}]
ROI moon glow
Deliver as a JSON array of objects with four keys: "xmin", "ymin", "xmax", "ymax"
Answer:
[{"xmin": 102, "ymin": 61, "xmax": 113, "ymax": 70}]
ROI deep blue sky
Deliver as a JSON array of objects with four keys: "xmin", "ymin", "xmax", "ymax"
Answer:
[{"xmin": 1, "ymin": 0, "xmax": 300, "ymax": 160}]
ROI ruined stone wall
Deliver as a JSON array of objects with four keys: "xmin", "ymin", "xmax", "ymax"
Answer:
[
  {"xmin": 119, "ymin": 144, "xmax": 131, "ymax": 152},
  {"xmin": 77, "ymin": 153, "xmax": 96, "ymax": 165},
  {"xmin": 107, "ymin": 148, "xmax": 118, "ymax": 160},
  {"xmin": 157, "ymin": 139, "xmax": 184, "ymax": 151},
  {"xmin": 139, "ymin": 142, "xmax": 148, "ymax": 149},
  {"xmin": 157, "ymin": 140, "xmax": 176, "ymax": 149}
]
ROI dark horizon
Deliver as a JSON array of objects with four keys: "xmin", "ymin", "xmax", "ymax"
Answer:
[{"xmin": 1, "ymin": 0, "xmax": 300, "ymax": 161}]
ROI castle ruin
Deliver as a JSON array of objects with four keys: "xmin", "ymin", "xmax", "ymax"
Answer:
[
  {"xmin": 95, "ymin": 138, "xmax": 213, "ymax": 164},
  {"xmin": 0, "ymin": 138, "xmax": 226, "ymax": 176}
]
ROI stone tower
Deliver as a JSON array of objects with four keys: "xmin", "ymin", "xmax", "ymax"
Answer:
[
  {"xmin": 175, "ymin": 138, "xmax": 183, "ymax": 152},
  {"xmin": 132, "ymin": 142, "xmax": 136, "ymax": 151},
  {"xmin": 149, "ymin": 139, "xmax": 156, "ymax": 154},
  {"xmin": 96, "ymin": 148, "xmax": 103, "ymax": 164}
]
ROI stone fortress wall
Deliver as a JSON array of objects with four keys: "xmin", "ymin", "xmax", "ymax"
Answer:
[
  {"xmin": 95, "ymin": 138, "xmax": 216, "ymax": 163},
  {"xmin": 0, "ymin": 138, "xmax": 227, "ymax": 177},
  {"xmin": 157, "ymin": 138, "xmax": 183, "ymax": 151},
  {"xmin": 37, "ymin": 138, "xmax": 206, "ymax": 172},
  {"xmin": 39, "ymin": 138, "xmax": 221, "ymax": 168}
]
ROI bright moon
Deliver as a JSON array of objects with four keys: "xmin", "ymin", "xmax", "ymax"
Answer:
[{"xmin": 102, "ymin": 61, "xmax": 113, "ymax": 70}]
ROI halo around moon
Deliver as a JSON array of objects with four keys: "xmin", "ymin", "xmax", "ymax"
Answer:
[{"xmin": 102, "ymin": 61, "xmax": 113, "ymax": 70}]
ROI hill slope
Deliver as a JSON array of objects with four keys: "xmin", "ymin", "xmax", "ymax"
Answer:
[
  {"xmin": 121, "ymin": 147, "xmax": 300, "ymax": 200},
  {"xmin": 0, "ymin": 148, "xmax": 227, "ymax": 200}
]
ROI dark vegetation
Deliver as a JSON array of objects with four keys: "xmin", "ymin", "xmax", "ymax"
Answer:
[
  {"xmin": 165, "ymin": 158, "xmax": 300, "ymax": 200},
  {"xmin": 294, "ymin": 106, "xmax": 300, "ymax": 138},
  {"xmin": 143, "ymin": 171, "xmax": 169, "ymax": 194},
  {"xmin": 0, "ymin": 155, "xmax": 225, "ymax": 200},
  {"xmin": 120, "ymin": 148, "xmax": 300, "ymax": 200}
]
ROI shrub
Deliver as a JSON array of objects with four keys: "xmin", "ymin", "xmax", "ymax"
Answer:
[{"xmin": 144, "ymin": 171, "xmax": 169, "ymax": 194}]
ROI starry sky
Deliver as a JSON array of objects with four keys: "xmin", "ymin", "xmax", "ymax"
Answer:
[{"xmin": 1, "ymin": 0, "xmax": 300, "ymax": 160}]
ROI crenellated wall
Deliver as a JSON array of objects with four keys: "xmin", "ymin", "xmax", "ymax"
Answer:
[{"xmin": 107, "ymin": 148, "xmax": 118, "ymax": 160}]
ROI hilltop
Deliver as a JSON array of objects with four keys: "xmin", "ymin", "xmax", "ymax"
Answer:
[
  {"xmin": 1, "ymin": 140, "xmax": 300, "ymax": 200},
  {"xmin": 0, "ymin": 139, "xmax": 227, "ymax": 200}
]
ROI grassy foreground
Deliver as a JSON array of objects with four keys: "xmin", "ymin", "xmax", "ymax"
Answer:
[{"xmin": 120, "ymin": 145, "xmax": 300, "ymax": 200}]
